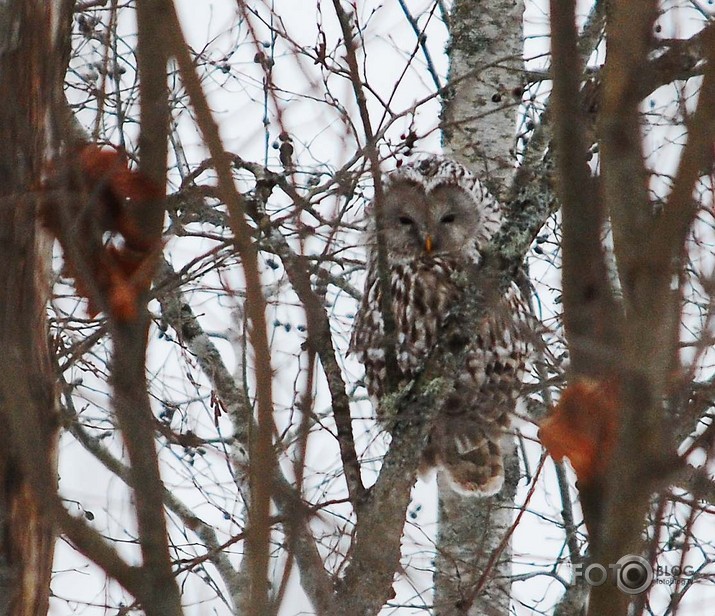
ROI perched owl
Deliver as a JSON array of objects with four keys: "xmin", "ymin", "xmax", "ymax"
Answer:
[{"xmin": 350, "ymin": 156, "xmax": 530, "ymax": 496}]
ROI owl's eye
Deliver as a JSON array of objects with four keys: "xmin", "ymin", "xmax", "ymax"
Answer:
[
  {"xmin": 398, "ymin": 216, "xmax": 415, "ymax": 226},
  {"xmin": 440, "ymin": 214, "xmax": 456, "ymax": 224}
]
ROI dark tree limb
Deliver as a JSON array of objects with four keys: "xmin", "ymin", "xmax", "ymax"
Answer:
[
  {"xmin": 330, "ymin": 0, "xmax": 401, "ymax": 393},
  {"xmin": 548, "ymin": 0, "xmax": 626, "ymax": 548},
  {"xmin": 0, "ymin": 2, "xmax": 73, "ymax": 614},
  {"xmin": 162, "ymin": 9, "xmax": 282, "ymax": 613},
  {"xmin": 56, "ymin": 506, "xmax": 147, "ymax": 603},
  {"xmin": 549, "ymin": 0, "xmax": 622, "ymax": 376},
  {"xmin": 94, "ymin": 3, "xmax": 183, "ymax": 614},
  {"xmin": 581, "ymin": 2, "xmax": 711, "ymax": 615},
  {"xmin": 653, "ymin": 23, "xmax": 715, "ymax": 259},
  {"xmin": 259, "ymin": 224, "xmax": 367, "ymax": 506}
]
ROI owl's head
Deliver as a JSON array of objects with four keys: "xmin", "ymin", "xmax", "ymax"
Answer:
[{"xmin": 369, "ymin": 156, "xmax": 502, "ymax": 264}]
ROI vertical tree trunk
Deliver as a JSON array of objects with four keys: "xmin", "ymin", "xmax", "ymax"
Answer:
[
  {"xmin": 0, "ymin": 2, "xmax": 73, "ymax": 614},
  {"xmin": 442, "ymin": 0, "xmax": 525, "ymax": 199},
  {"xmin": 436, "ymin": 2, "xmax": 525, "ymax": 614}
]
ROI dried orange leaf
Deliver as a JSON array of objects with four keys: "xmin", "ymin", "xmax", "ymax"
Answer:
[
  {"xmin": 40, "ymin": 143, "xmax": 163, "ymax": 321},
  {"xmin": 539, "ymin": 378, "xmax": 619, "ymax": 485}
]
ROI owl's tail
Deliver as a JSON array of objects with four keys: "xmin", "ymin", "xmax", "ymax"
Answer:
[{"xmin": 423, "ymin": 434, "xmax": 505, "ymax": 497}]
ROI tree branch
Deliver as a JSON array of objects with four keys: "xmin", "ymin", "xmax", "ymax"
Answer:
[
  {"xmin": 652, "ymin": 24, "xmax": 715, "ymax": 260},
  {"xmin": 155, "ymin": 260, "xmax": 337, "ymax": 614},
  {"xmin": 58, "ymin": 375, "xmax": 244, "ymax": 607},
  {"xmin": 549, "ymin": 0, "xmax": 622, "ymax": 378},
  {"xmin": 330, "ymin": 0, "xmax": 401, "ymax": 393},
  {"xmin": 163, "ymin": 6, "xmax": 278, "ymax": 614},
  {"xmin": 56, "ymin": 505, "xmax": 147, "ymax": 601}
]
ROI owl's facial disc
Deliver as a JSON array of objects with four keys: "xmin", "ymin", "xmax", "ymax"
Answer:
[
  {"xmin": 396, "ymin": 214, "xmax": 435, "ymax": 257},
  {"xmin": 425, "ymin": 185, "xmax": 481, "ymax": 257},
  {"xmin": 380, "ymin": 179, "xmax": 482, "ymax": 262}
]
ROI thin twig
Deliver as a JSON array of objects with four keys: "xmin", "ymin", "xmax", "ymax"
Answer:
[{"xmin": 164, "ymin": 6, "xmax": 277, "ymax": 614}]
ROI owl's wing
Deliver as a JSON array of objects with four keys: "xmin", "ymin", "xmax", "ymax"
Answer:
[
  {"xmin": 426, "ymin": 282, "xmax": 531, "ymax": 496},
  {"xmin": 349, "ymin": 272, "xmax": 392, "ymax": 404}
]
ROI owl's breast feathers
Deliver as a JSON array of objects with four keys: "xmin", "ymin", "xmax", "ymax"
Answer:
[
  {"xmin": 352, "ymin": 255, "xmax": 529, "ymax": 398},
  {"xmin": 351, "ymin": 155, "xmax": 531, "ymax": 496},
  {"xmin": 390, "ymin": 257, "xmax": 460, "ymax": 375}
]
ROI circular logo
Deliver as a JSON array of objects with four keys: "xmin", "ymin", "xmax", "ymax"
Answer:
[{"xmin": 616, "ymin": 555, "xmax": 653, "ymax": 595}]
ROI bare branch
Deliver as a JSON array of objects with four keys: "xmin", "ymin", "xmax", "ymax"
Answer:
[
  {"xmin": 331, "ymin": 0, "xmax": 401, "ymax": 392},
  {"xmin": 155, "ymin": 260, "xmax": 337, "ymax": 613},
  {"xmin": 653, "ymin": 24, "xmax": 715, "ymax": 259},
  {"xmin": 163, "ymin": 5, "xmax": 279, "ymax": 614},
  {"xmin": 549, "ymin": 0, "xmax": 622, "ymax": 379}
]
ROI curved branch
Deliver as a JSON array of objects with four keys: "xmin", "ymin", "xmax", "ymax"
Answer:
[{"xmin": 155, "ymin": 260, "xmax": 337, "ymax": 614}]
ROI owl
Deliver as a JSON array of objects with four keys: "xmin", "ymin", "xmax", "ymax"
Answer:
[{"xmin": 350, "ymin": 156, "xmax": 530, "ymax": 496}]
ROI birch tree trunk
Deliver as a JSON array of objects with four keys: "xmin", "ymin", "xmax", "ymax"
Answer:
[
  {"xmin": 0, "ymin": 1, "xmax": 73, "ymax": 614},
  {"xmin": 442, "ymin": 0, "xmax": 525, "ymax": 199},
  {"xmin": 436, "ymin": 2, "xmax": 525, "ymax": 614}
]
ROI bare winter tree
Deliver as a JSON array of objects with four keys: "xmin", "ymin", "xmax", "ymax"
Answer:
[
  {"xmin": 0, "ymin": 1, "xmax": 713, "ymax": 615},
  {"xmin": 546, "ymin": 2, "xmax": 715, "ymax": 616},
  {"xmin": 0, "ymin": 2, "xmax": 73, "ymax": 614}
]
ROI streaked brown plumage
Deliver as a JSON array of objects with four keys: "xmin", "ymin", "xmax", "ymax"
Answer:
[{"xmin": 351, "ymin": 156, "xmax": 530, "ymax": 496}]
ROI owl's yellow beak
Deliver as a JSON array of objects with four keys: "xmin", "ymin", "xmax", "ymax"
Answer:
[{"xmin": 424, "ymin": 234, "xmax": 433, "ymax": 254}]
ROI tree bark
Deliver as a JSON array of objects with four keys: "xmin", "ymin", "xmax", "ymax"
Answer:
[
  {"xmin": 111, "ymin": 3, "xmax": 183, "ymax": 614},
  {"xmin": 442, "ymin": 0, "xmax": 525, "ymax": 199},
  {"xmin": 436, "ymin": 1, "xmax": 525, "ymax": 614},
  {"xmin": 0, "ymin": 1, "xmax": 73, "ymax": 614}
]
